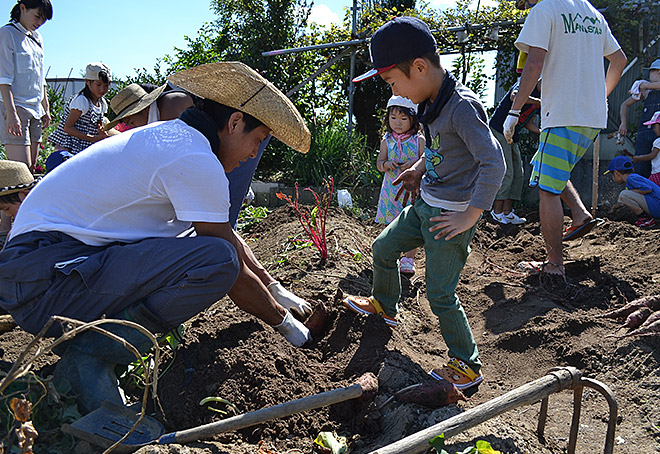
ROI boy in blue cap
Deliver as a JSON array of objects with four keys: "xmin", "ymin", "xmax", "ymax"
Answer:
[
  {"xmin": 606, "ymin": 155, "xmax": 660, "ymax": 229},
  {"xmin": 344, "ymin": 16, "xmax": 505, "ymax": 392}
]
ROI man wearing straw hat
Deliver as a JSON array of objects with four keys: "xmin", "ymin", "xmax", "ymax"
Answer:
[
  {"xmin": 0, "ymin": 62, "xmax": 313, "ymax": 414},
  {"xmin": 105, "ymin": 82, "xmax": 271, "ymax": 242},
  {"xmin": 104, "ymin": 83, "xmax": 193, "ymax": 131}
]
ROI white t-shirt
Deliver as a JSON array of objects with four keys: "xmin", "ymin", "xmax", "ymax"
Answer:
[
  {"xmin": 147, "ymin": 100, "xmax": 160, "ymax": 124},
  {"xmin": 0, "ymin": 22, "xmax": 45, "ymax": 117},
  {"xmin": 515, "ymin": 0, "xmax": 621, "ymax": 130},
  {"xmin": 11, "ymin": 119, "xmax": 230, "ymax": 246},
  {"xmin": 69, "ymin": 94, "xmax": 108, "ymax": 116},
  {"xmin": 652, "ymin": 137, "xmax": 660, "ymax": 175}
]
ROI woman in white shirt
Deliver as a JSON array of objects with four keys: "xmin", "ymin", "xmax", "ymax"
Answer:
[{"xmin": 0, "ymin": 0, "xmax": 53, "ymax": 168}]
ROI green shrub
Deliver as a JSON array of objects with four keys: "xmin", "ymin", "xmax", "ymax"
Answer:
[{"xmin": 282, "ymin": 120, "xmax": 381, "ymax": 188}]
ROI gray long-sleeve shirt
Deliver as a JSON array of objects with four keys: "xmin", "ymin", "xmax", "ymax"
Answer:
[{"xmin": 420, "ymin": 82, "xmax": 505, "ymax": 211}]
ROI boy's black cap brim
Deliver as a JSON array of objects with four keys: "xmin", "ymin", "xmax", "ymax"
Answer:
[{"xmin": 353, "ymin": 64, "xmax": 396, "ymax": 83}]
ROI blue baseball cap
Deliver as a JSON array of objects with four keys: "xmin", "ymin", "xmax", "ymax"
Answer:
[
  {"xmin": 353, "ymin": 16, "xmax": 437, "ymax": 83},
  {"xmin": 604, "ymin": 156, "xmax": 633, "ymax": 174}
]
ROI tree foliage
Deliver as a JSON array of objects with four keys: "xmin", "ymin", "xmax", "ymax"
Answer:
[{"xmin": 104, "ymin": 0, "xmax": 530, "ymax": 182}]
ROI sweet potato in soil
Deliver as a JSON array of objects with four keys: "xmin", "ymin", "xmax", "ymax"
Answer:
[
  {"xmin": 618, "ymin": 319, "xmax": 660, "ymax": 338},
  {"xmin": 621, "ymin": 306, "xmax": 654, "ymax": 330},
  {"xmin": 599, "ymin": 295, "xmax": 660, "ymax": 319},
  {"xmin": 2, "ymin": 208, "xmax": 660, "ymax": 453}
]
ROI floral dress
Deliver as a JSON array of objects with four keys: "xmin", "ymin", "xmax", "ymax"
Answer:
[{"xmin": 376, "ymin": 132, "xmax": 421, "ymax": 224}]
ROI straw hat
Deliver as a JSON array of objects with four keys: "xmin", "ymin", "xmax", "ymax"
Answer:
[
  {"xmin": 0, "ymin": 160, "xmax": 37, "ymax": 197},
  {"xmin": 104, "ymin": 83, "xmax": 168, "ymax": 131},
  {"xmin": 167, "ymin": 62, "xmax": 310, "ymax": 154}
]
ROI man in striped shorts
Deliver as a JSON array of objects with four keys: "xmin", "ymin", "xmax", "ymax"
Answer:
[{"xmin": 503, "ymin": 0, "xmax": 627, "ymax": 276}]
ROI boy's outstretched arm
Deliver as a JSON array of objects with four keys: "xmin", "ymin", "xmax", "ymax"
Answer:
[{"xmin": 393, "ymin": 157, "xmax": 425, "ymax": 205}]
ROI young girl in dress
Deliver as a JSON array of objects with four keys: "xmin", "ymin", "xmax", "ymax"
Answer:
[
  {"xmin": 375, "ymin": 96, "xmax": 425, "ymax": 274},
  {"xmin": 47, "ymin": 62, "xmax": 112, "ymax": 171}
]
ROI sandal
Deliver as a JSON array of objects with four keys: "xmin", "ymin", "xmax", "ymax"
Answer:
[
  {"xmin": 518, "ymin": 260, "xmax": 565, "ymax": 276},
  {"xmin": 562, "ymin": 218, "xmax": 602, "ymax": 241},
  {"xmin": 428, "ymin": 357, "xmax": 483, "ymax": 390}
]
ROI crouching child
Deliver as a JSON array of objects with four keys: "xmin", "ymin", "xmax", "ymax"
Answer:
[{"xmin": 606, "ymin": 155, "xmax": 660, "ymax": 228}]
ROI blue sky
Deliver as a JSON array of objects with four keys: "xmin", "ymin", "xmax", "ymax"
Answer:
[{"xmin": 32, "ymin": 0, "xmax": 498, "ymax": 103}]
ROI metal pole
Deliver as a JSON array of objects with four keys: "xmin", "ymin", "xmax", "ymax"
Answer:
[
  {"xmin": 347, "ymin": 0, "xmax": 358, "ymax": 137},
  {"xmin": 261, "ymin": 20, "xmax": 525, "ymax": 59},
  {"xmin": 262, "ymin": 39, "xmax": 366, "ymax": 57},
  {"xmin": 370, "ymin": 368, "xmax": 581, "ymax": 454}
]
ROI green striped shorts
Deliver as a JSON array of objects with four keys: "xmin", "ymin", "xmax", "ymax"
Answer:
[{"xmin": 529, "ymin": 126, "xmax": 599, "ymax": 194}]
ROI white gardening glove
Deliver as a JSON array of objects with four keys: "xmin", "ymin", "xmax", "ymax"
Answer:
[
  {"xmin": 503, "ymin": 109, "xmax": 520, "ymax": 144},
  {"xmin": 274, "ymin": 311, "xmax": 312, "ymax": 347},
  {"xmin": 267, "ymin": 281, "xmax": 313, "ymax": 317}
]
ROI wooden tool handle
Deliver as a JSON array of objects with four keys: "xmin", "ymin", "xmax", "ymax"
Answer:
[{"xmin": 160, "ymin": 382, "xmax": 364, "ymax": 445}]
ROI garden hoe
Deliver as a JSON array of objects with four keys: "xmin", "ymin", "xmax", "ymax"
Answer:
[{"xmin": 62, "ymin": 372, "xmax": 378, "ymax": 452}]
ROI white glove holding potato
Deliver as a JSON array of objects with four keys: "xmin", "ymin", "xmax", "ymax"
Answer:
[
  {"xmin": 267, "ymin": 281, "xmax": 313, "ymax": 318},
  {"xmin": 503, "ymin": 109, "xmax": 520, "ymax": 144},
  {"xmin": 274, "ymin": 311, "xmax": 312, "ymax": 347}
]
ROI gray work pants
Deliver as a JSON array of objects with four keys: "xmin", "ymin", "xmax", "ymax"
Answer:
[{"xmin": 0, "ymin": 231, "xmax": 240, "ymax": 336}]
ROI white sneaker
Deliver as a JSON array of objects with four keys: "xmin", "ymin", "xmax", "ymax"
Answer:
[
  {"xmin": 491, "ymin": 210, "xmax": 509, "ymax": 224},
  {"xmin": 504, "ymin": 210, "xmax": 526, "ymax": 225}
]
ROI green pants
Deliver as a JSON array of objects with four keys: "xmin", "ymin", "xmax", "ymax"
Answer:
[{"xmin": 372, "ymin": 199, "xmax": 481, "ymax": 373}]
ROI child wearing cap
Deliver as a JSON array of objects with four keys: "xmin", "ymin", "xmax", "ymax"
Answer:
[
  {"xmin": 343, "ymin": 16, "xmax": 505, "ymax": 392},
  {"xmin": 619, "ymin": 59, "xmax": 660, "ymax": 177},
  {"xmin": 606, "ymin": 155, "xmax": 660, "ymax": 228},
  {"xmin": 0, "ymin": 160, "xmax": 38, "ymax": 246},
  {"xmin": 47, "ymin": 62, "xmax": 112, "ymax": 171},
  {"xmin": 627, "ymin": 111, "xmax": 660, "ymax": 185},
  {"xmin": 375, "ymin": 95, "xmax": 425, "ymax": 274}
]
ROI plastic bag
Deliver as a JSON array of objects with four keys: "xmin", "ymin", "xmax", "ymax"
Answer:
[{"xmin": 337, "ymin": 189, "xmax": 353, "ymax": 209}]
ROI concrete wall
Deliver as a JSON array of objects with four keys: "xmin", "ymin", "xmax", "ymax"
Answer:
[{"xmin": 46, "ymin": 78, "xmax": 119, "ymax": 102}]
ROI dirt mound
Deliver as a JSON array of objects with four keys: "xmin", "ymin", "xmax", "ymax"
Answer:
[{"xmin": 2, "ymin": 206, "xmax": 659, "ymax": 453}]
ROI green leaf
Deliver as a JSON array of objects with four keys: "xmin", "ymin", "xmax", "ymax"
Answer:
[
  {"xmin": 429, "ymin": 434, "xmax": 449, "ymax": 454},
  {"xmin": 475, "ymin": 440, "xmax": 501, "ymax": 454}
]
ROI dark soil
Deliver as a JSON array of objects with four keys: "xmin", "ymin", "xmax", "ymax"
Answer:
[{"xmin": 2, "ymin": 206, "xmax": 660, "ymax": 453}]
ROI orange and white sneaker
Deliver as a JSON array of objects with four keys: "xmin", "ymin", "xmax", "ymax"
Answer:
[
  {"xmin": 429, "ymin": 357, "xmax": 483, "ymax": 390},
  {"xmin": 342, "ymin": 295, "xmax": 398, "ymax": 327}
]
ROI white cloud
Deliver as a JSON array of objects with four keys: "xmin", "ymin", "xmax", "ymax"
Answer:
[{"xmin": 308, "ymin": 4, "xmax": 341, "ymax": 29}]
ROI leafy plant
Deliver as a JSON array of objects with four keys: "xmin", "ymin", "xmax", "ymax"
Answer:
[
  {"xmin": 430, "ymin": 434, "xmax": 501, "ymax": 454},
  {"xmin": 236, "ymin": 205, "xmax": 271, "ymax": 232},
  {"xmin": 1, "ymin": 374, "xmax": 80, "ymax": 453},
  {"xmin": 275, "ymin": 177, "xmax": 334, "ymax": 265},
  {"xmin": 283, "ymin": 121, "xmax": 380, "ymax": 188}
]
